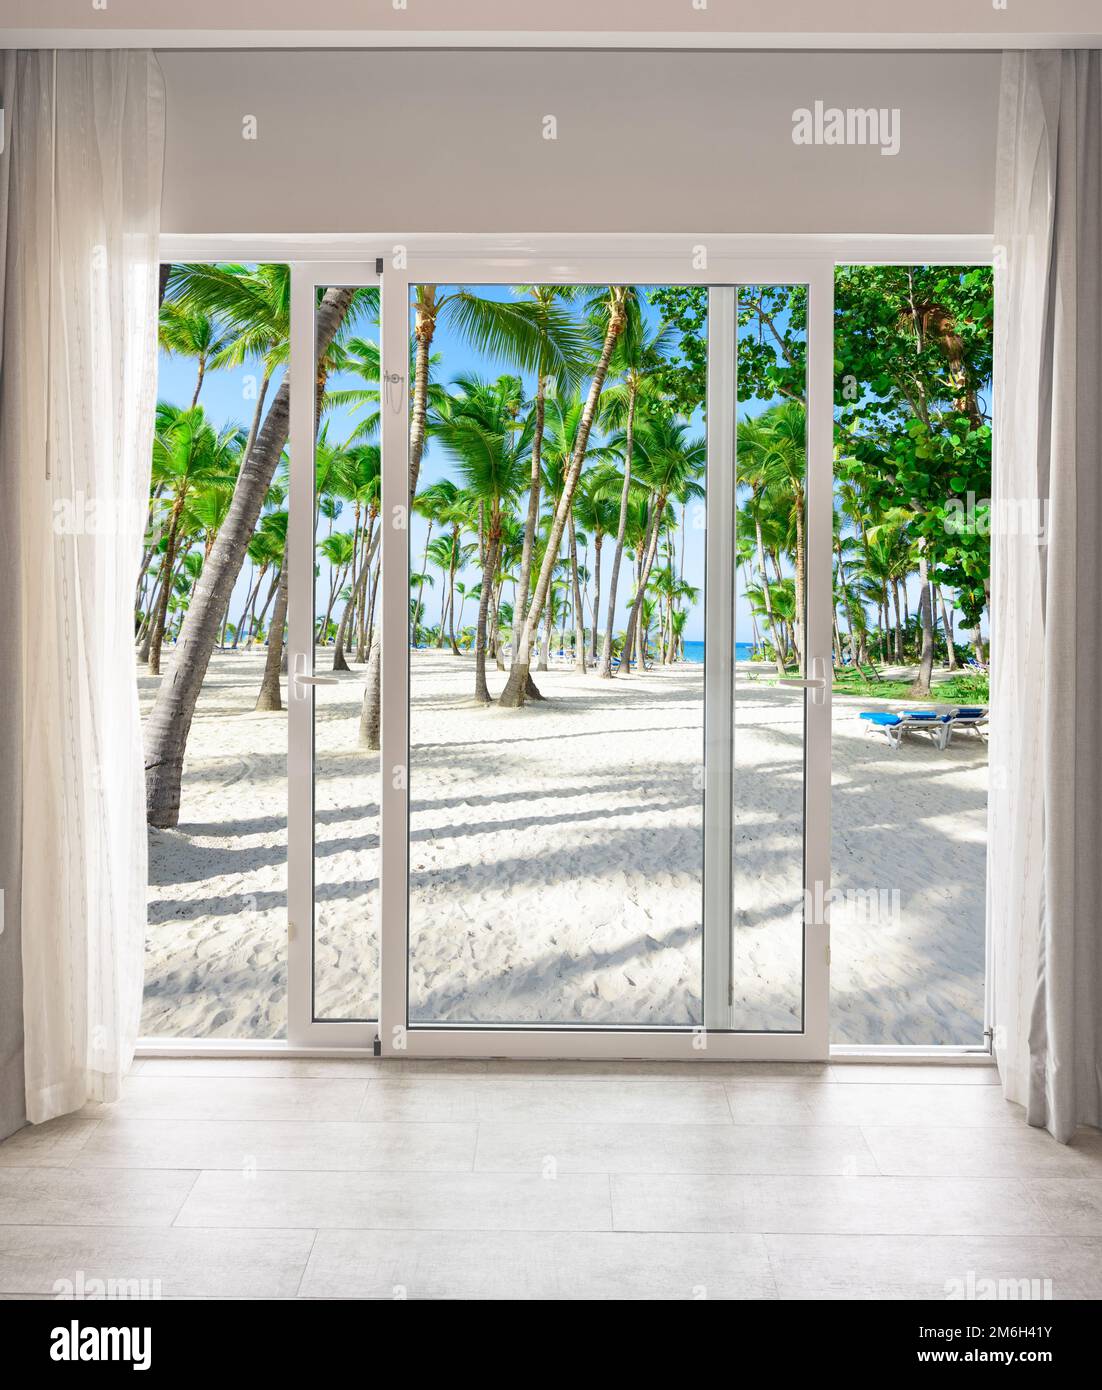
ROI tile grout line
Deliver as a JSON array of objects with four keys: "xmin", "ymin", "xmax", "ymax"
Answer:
[{"xmin": 293, "ymin": 1230, "xmax": 320, "ymax": 1299}]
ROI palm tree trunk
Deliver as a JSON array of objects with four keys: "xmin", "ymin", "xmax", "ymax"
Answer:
[
  {"xmin": 513, "ymin": 374, "xmax": 546, "ymax": 660},
  {"xmin": 539, "ymin": 598, "xmax": 554, "ymax": 672},
  {"xmin": 473, "ymin": 531, "xmax": 500, "ymax": 705},
  {"xmin": 911, "ymin": 544, "xmax": 936, "ymax": 697},
  {"xmin": 793, "ymin": 489, "xmax": 806, "ymax": 668},
  {"xmin": 358, "ymin": 631, "xmax": 382, "ymax": 748},
  {"xmin": 334, "ymin": 527, "xmax": 378, "ymax": 671},
  {"xmin": 598, "ymin": 386, "xmax": 636, "ymax": 678},
  {"xmin": 255, "ymin": 561, "xmax": 289, "ymax": 711},
  {"xmin": 148, "ymin": 499, "xmax": 185, "ymax": 676},
  {"xmin": 499, "ymin": 296, "xmax": 626, "ymax": 707},
  {"xmin": 448, "ymin": 550, "xmax": 460, "ymax": 654},
  {"xmin": 590, "ymin": 532, "xmax": 603, "ymax": 662},
  {"xmin": 891, "ymin": 580, "xmax": 904, "ymax": 662},
  {"xmin": 414, "ymin": 520, "xmax": 433, "ymax": 645},
  {"xmin": 567, "ymin": 513, "xmax": 587, "ymax": 673},
  {"xmin": 359, "ymin": 290, "xmax": 436, "ymax": 751},
  {"xmin": 241, "ymin": 372, "xmax": 271, "ymax": 468},
  {"xmin": 620, "ymin": 500, "xmax": 665, "ymax": 673},
  {"xmin": 940, "ymin": 588, "xmax": 959, "ymax": 670},
  {"xmin": 144, "ymin": 286, "xmax": 355, "ymax": 827},
  {"xmin": 754, "ymin": 514, "xmax": 786, "ymax": 671}
]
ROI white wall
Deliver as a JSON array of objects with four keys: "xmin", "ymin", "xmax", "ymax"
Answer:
[{"xmin": 158, "ymin": 49, "xmax": 1001, "ymax": 235}]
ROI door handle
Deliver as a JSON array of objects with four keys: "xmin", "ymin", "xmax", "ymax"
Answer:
[
  {"xmin": 291, "ymin": 651, "xmax": 339, "ymax": 699},
  {"xmin": 778, "ymin": 657, "xmax": 830, "ymax": 705}
]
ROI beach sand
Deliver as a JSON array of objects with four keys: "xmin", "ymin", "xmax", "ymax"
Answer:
[{"xmin": 141, "ymin": 648, "xmax": 987, "ymax": 1046}]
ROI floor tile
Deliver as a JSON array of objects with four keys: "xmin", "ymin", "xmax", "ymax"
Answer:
[
  {"xmin": 611, "ymin": 1174, "xmax": 1046, "ymax": 1236},
  {"xmin": 95, "ymin": 1076, "xmax": 368, "ymax": 1122},
  {"xmin": 725, "ymin": 1081, "xmax": 1021, "ymax": 1128},
  {"xmin": 175, "ymin": 1169, "xmax": 612, "ymax": 1231},
  {"xmin": 862, "ymin": 1125, "xmax": 1102, "ymax": 1178},
  {"xmin": 0, "ymin": 1224, "xmax": 314, "ymax": 1298},
  {"xmin": 765, "ymin": 1233, "xmax": 1085, "ymax": 1299},
  {"xmin": 73, "ymin": 1119, "xmax": 477, "ymax": 1172},
  {"xmin": 359, "ymin": 1078, "xmax": 732, "ymax": 1124},
  {"xmin": 0, "ymin": 1169, "xmax": 197, "ymax": 1228},
  {"xmin": 474, "ymin": 1122, "xmax": 876, "ymax": 1175},
  {"xmin": 301, "ymin": 1228, "xmax": 774, "ymax": 1299},
  {"xmin": 0, "ymin": 1117, "xmax": 100, "ymax": 1168}
]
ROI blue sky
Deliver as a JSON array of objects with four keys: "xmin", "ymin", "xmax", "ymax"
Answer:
[{"xmin": 155, "ymin": 279, "xmax": 804, "ymax": 648}]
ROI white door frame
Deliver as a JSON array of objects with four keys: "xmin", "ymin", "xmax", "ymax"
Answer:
[
  {"xmin": 377, "ymin": 250, "xmax": 835, "ymax": 1061},
  {"xmin": 142, "ymin": 232, "xmax": 994, "ymax": 1061},
  {"xmin": 287, "ymin": 261, "xmax": 381, "ymax": 1047}
]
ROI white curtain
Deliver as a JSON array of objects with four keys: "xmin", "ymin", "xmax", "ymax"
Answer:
[
  {"xmin": 1, "ymin": 51, "xmax": 164, "ymax": 1123},
  {"xmin": 990, "ymin": 50, "xmax": 1102, "ymax": 1143}
]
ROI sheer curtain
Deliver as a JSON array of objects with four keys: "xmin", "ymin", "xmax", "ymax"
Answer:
[
  {"xmin": 990, "ymin": 50, "xmax": 1102, "ymax": 1143},
  {"xmin": 1, "ymin": 51, "xmax": 164, "ymax": 1123}
]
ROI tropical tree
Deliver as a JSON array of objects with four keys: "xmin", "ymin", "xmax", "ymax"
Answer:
[
  {"xmin": 145, "ymin": 281, "xmax": 367, "ymax": 826},
  {"xmin": 498, "ymin": 285, "xmax": 631, "ymax": 707},
  {"xmin": 145, "ymin": 404, "xmax": 244, "ymax": 676},
  {"xmin": 617, "ymin": 416, "xmax": 705, "ymax": 674},
  {"xmin": 596, "ymin": 306, "xmax": 672, "ymax": 678},
  {"xmin": 433, "ymin": 375, "xmax": 531, "ymax": 702}
]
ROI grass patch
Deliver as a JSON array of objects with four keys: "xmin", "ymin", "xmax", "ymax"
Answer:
[{"xmin": 831, "ymin": 670, "xmax": 989, "ymax": 703}]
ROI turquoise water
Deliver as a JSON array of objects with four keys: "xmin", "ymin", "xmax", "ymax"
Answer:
[{"xmin": 682, "ymin": 641, "xmax": 755, "ymax": 664}]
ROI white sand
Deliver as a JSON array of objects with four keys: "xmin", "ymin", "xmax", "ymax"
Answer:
[{"xmin": 141, "ymin": 648, "xmax": 987, "ymax": 1045}]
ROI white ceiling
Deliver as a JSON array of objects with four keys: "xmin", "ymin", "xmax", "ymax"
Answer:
[{"xmin": 2, "ymin": 0, "xmax": 1100, "ymax": 49}]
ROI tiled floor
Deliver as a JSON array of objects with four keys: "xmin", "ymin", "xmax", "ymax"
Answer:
[{"xmin": 1, "ymin": 1059, "xmax": 1100, "ymax": 1300}]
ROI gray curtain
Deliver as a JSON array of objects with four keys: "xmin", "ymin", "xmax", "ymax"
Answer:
[
  {"xmin": 990, "ymin": 49, "xmax": 1102, "ymax": 1142},
  {"xmin": 0, "ymin": 51, "xmax": 27, "ymax": 1144}
]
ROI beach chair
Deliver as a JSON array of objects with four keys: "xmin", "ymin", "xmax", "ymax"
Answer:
[
  {"xmin": 859, "ymin": 710, "xmax": 945, "ymax": 751},
  {"xmin": 942, "ymin": 706, "xmax": 988, "ymax": 746}
]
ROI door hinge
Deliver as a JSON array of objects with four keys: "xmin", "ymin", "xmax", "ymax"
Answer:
[
  {"xmin": 372, "ymin": 1034, "xmax": 382, "ymax": 1057},
  {"xmin": 375, "ymin": 257, "xmax": 384, "ymax": 275}
]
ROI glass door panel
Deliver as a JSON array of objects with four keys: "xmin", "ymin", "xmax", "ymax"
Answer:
[
  {"xmin": 830, "ymin": 263, "xmax": 993, "ymax": 1047},
  {"xmin": 405, "ymin": 282, "xmax": 708, "ymax": 1027},
  {"xmin": 725, "ymin": 285, "xmax": 809, "ymax": 1032}
]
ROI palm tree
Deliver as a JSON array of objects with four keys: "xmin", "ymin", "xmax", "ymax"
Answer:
[
  {"xmin": 145, "ymin": 282, "xmax": 367, "ymax": 826},
  {"xmin": 499, "ymin": 285, "xmax": 630, "ymax": 707},
  {"xmin": 145, "ymin": 404, "xmax": 244, "ymax": 676},
  {"xmin": 617, "ymin": 416, "xmax": 705, "ymax": 674},
  {"xmin": 317, "ymin": 531, "xmax": 356, "ymax": 643},
  {"xmin": 358, "ymin": 286, "xmax": 582, "ymax": 746},
  {"xmin": 507, "ymin": 286, "xmax": 590, "ymax": 684},
  {"xmin": 596, "ymin": 307, "xmax": 671, "ymax": 679},
  {"xmin": 411, "ymin": 479, "xmax": 461, "ymax": 646},
  {"xmin": 572, "ymin": 465, "xmax": 622, "ymax": 663},
  {"xmin": 158, "ymin": 303, "xmax": 235, "ymax": 408},
  {"xmin": 433, "ymin": 376, "xmax": 530, "ymax": 703}
]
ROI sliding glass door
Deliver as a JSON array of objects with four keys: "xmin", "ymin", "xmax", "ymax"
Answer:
[
  {"xmin": 367, "ymin": 258, "xmax": 833, "ymax": 1059},
  {"xmin": 148, "ymin": 244, "xmax": 991, "ymax": 1058}
]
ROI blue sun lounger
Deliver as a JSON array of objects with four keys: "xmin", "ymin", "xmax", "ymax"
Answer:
[
  {"xmin": 941, "ymin": 706, "xmax": 988, "ymax": 746},
  {"xmin": 859, "ymin": 709, "xmax": 945, "ymax": 750},
  {"xmin": 861, "ymin": 706, "xmax": 989, "ymax": 751}
]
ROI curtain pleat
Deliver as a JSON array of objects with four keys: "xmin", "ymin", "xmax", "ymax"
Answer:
[
  {"xmin": 991, "ymin": 50, "xmax": 1102, "ymax": 1143},
  {"xmin": 3, "ymin": 51, "xmax": 165, "ymax": 1123}
]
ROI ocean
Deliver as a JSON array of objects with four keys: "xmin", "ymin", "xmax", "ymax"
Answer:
[{"xmin": 682, "ymin": 641, "xmax": 756, "ymax": 664}]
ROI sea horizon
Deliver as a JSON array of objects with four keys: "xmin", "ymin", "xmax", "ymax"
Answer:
[{"xmin": 682, "ymin": 640, "xmax": 756, "ymax": 664}]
